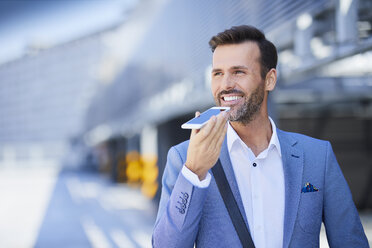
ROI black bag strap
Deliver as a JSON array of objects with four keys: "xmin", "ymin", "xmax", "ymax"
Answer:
[{"xmin": 212, "ymin": 159, "xmax": 255, "ymax": 248}]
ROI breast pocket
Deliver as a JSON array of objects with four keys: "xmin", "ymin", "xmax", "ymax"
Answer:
[{"xmin": 297, "ymin": 191, "xmax": 323, "ymax": 234}]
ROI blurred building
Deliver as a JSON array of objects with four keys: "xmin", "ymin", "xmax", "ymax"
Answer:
[
  {"xmin": 0, "ymin": 0, "xmax": 371, "ymax": 207},
  {"xmin": 0, "ymin": 34, "xmax": 104, "ymax": 166}
]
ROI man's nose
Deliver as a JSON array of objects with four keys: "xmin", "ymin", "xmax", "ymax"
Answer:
[{"xmin": 221, "ymin": 74, "xmax": 235, "ymax": 89}]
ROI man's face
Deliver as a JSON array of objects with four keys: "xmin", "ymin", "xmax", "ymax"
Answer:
[{"xmin": 211, "ymin": 41, "xmax": 266, "ymax": 125}]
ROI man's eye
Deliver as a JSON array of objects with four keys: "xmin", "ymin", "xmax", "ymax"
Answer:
[
  {"xmin": 234, "ymin": 70, "xmax": 245, "ymax": 75},
  {"xmin": 213, "ymin": 72, "xmax": 222, "ymax": 76}
]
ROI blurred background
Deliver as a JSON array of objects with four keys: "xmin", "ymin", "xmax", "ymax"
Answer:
[{"xmin": 0, "ymin": 0, "xmax": 371, "ymax": 247}]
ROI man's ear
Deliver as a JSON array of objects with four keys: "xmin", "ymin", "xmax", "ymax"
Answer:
[{"xmin": 265, "ymin": 69, "xmax": 277, "ymax": 92}]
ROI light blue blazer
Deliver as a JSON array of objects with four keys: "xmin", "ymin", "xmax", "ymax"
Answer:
[{"xmin": 152, "ymin": 129, "xmax": 369, "ymax": 247}]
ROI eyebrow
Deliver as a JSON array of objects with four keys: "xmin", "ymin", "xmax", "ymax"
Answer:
[
  {"xmin": 211, "ymin": 68, "xmax": 222, "ymax": 73},
  {"xmin": 212, "ymin": 65, "xmax": 249, "ymax": 73},
  {"xmin": 231, "ymin": 65, "xmax": 249, "ymax": 70}
]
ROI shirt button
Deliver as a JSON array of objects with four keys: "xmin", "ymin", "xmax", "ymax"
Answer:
[{"xmin": 253, "ymin": 162, "xmax": 257, "ymax": 167}]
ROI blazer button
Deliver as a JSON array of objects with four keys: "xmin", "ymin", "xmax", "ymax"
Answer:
[
  {"xmin": 182, "ymin": 192, "xmax": 189, "ymax": 199},
  {"xmin": 176, "ymin": 205, "xmax": 185, "ymax": 214},
  {"xmin": 179, "ymin": 197, "xmax": 187, "ymax": 204}
]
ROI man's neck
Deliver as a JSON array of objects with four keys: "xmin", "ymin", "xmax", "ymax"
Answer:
[{"xmin": 230, "ymin": 114, "xmax": 273, "ymax": 157}]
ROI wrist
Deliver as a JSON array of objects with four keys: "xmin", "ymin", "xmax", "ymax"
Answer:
[{"xmin": 185, "ymin": 162, "xmax": 207, "ymax": 181}]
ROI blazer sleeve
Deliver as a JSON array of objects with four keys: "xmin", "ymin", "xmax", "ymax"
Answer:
[
  {"xmin": 152, "ymin": 146, "xmax": 209, "ymax": 248},
  {"xmin": 322, "ymin": 142, "xmax": 369, "ymax": 247}
]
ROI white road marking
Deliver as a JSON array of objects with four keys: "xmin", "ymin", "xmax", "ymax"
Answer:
[
  {"xmin": 81, "ymin": 182, "xmax": 100, "ymax": 198},
  {"xmin": 81, "ymin": 217, "xmax": 112, "ymax": 248},
  {"xmin": 111, "ymin": 229, "xmax": 136, "ymax": 248},
  {"xmin": 0, "ymin": 166, "xmax": 59, "ymax": 248},
  {"xmin": 66, "ymin": 178, "xmax": 101, "ymax": 204},
  {"xmin": 99, "ymin": 186, "xmax": 150, "ymax": 211},
  {"xmin": 132, "ymin": 230, "xmax": 151, "ymax": 248},
  {"xmin": 66, "ymin": 177, "xmax": 82, "ymax": 204}
]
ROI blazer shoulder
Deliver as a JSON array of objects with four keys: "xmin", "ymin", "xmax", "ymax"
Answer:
[
  {"xmin": 171, "ymin": 140, "xmax": 190, "ymax": 157},
  {"xmin": 278, "ymin": 129, "xmax": 330, "ymax": 151},
  {"xmin": 165, "ymin": 140, "xmax": 190, "ymax": 169}
]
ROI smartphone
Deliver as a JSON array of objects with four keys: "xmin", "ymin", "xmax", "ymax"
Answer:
[{"xmin": 181, "ymin": 107, "xmax": 230, "ymax": 129}]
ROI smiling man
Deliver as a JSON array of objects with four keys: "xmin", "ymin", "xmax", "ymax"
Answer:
[{"xmin": 152, "ymin": 25, "xmax": 368, "ymax": 248}]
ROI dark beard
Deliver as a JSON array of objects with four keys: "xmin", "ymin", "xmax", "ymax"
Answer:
[{"xmin": 216, "ymin": 83, "xmax": 265, "ymax": 125}]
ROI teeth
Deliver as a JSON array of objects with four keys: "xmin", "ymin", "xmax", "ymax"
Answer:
[{"xmin": 224, "ymin": 96, "xmax": 241, "ymax": 101}]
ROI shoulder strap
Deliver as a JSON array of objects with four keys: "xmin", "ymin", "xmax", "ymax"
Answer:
[{"xmin": 212, "ymin": 160, "xmax": 255, "ymax": 248}]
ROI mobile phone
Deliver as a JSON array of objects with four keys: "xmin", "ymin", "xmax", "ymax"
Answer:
[{"xmin": 181, "ymin": 107, "xmax": 230, "ymax": 129}]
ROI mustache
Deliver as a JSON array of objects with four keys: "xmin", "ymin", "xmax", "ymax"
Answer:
[{"xmin": 217, "ymin": 89, "xmax": 244, "ymax": 99}]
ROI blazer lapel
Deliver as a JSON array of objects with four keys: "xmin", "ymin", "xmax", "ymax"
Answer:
[
  {"xmin": 277, "ymin": 129, "xmax": 304, "ymax": 248},
  {"xmin": 216, "ymin": 137, "xmax": 251, "ymax": 232}
]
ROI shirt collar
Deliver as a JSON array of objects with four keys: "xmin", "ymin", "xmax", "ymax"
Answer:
[{"xmin": 227, "ymin": 116, "xmax": 282, "ymax": 157}]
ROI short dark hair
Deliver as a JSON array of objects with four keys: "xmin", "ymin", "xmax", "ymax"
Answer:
[{"xmin": 209, "ymin": 25, "xmax": 277, "ymax": 79}]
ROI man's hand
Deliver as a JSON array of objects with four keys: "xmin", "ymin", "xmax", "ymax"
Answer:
[{"xmin": 185, "ymin": 111, "xmax": 228, "ymax": 180}]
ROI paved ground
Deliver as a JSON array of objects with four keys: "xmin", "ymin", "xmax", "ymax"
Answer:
[
  {"xmin": 0, "ymin": 165, "xmax": 156, "ymax": 248},
  {"xmin": 0, "ymin": 165, "xmax": 371, "ymax": 247}
]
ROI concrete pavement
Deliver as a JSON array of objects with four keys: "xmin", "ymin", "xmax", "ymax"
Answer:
[{"xmin": 0, "ymin": 165, "xmax": 371, "ymax": 247}]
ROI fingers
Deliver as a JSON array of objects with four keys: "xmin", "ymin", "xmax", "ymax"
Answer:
[
  {"xmin": 206, "ymin": 111, "xmax": 228, "ymax": 144},
  {"xmin": 199, "ymin": 115, "xmax": 217, "ymax": 138},
  {"xmin": 186, "ymin": 110, "xmax": 228, "ymax": 175},
  {"xmin": 191, "ymin": 110, "xmax": 227, "ymax": 142},
  {"xmin": 215, "ymin": 122, "xmax": 228, "ymax": 149},
  {"xmin": 217, "ymin": 111, "xmax": 228, "ymax": 133}
]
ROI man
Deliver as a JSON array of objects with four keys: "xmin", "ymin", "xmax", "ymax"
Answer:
[{"xmin": 152, "ymin": 25, "xmax": 368, "ymax": 247}]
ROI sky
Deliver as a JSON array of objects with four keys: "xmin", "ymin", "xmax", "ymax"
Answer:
[{"xmin": 0, "ymin": 0, "xmax": 138, "ymax": 64}]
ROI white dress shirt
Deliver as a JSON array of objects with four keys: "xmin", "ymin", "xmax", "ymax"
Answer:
[{"xmin": 181, "ymin": 117, "xmax": 284, "ymax": 248}]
